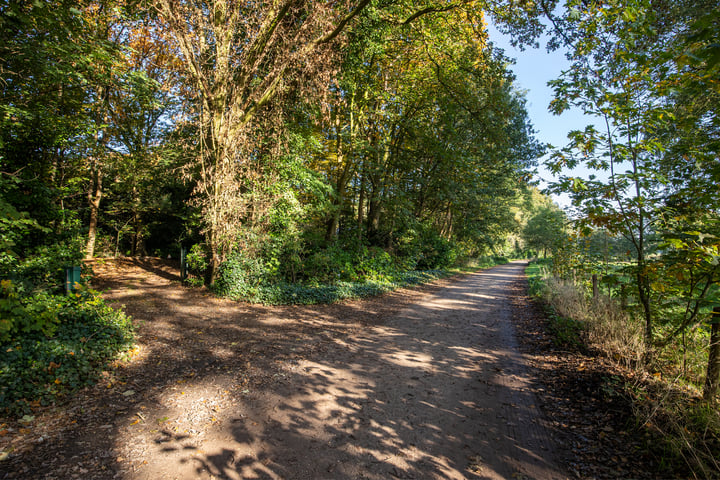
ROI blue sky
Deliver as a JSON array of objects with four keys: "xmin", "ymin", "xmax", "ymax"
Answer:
[{"xmin": 486, "ymin": 23, "xmax": 594, "ymax": 208}]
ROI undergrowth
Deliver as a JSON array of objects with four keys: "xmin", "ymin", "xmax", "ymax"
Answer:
[
  {"xmin": 0, "ymin": 286, "xmax": 134, "ymax": 417},
  {"xmin": 219, "ymin": 270, "xmax": 447, "ymax": 305},
  {"xmin": 214, "ymin": 254, "xmax": 508, "ymax": 305}
]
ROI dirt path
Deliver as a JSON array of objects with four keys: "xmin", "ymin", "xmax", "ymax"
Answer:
[{"xmin": 2, "ymin": 260, "xmax": 567, "ymax": 479}]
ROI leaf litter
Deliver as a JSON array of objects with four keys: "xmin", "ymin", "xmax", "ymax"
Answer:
[{"xmin": 0, "ymin": 258, "xmax": 691, "ymax": 479}]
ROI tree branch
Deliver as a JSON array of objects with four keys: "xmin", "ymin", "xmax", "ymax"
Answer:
[
  {"xmin": 317, "ymin": 0, "xmax": 372, "ymax": 44},
  {"xmin": 402, "ymin": 3, "xmax": 465, "ymax": 25}
]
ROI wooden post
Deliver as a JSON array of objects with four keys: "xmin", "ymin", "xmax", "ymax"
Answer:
[{"xmin": 703, "ymin": 306, "xmax": 720, "ymax": 402}]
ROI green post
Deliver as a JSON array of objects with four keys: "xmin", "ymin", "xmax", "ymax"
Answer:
[{"xmin": 65, "ymin": 266, "xmax": 81, "ymax": 294}]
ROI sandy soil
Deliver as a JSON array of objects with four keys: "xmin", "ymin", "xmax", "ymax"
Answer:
[{"xmin": 1, "ymin": 260, "xmax": 568, "ymax": 480}]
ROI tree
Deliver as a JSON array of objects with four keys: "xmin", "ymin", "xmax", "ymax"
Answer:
[
  {"xmin": 0, "ymin": 1, "xmax": 126, "ymax": 255},
  {"xmin": 151, "ymin": 0, "xmax": 380, "ymax": 282},
  {"xmin": 102, "ymin": 15, "xmax": 185, "ymax": 256},
  {"xmin": 544, "ymin": 0, "xmax": 720, "ymax": 401},
  {"xmin": 522, "ymin": 204, "xmax": 566, "ymax": 258},
  {"xmin": 151, "ymin": 0, "xmax": 548, "ymax": 281},
  {"xmin": 306, "ymin": 3, "xmax": 542, "ymax": 257},
  {"xmin": 544, "ymin": 0, "xmax": 688, "ymax": 343}
]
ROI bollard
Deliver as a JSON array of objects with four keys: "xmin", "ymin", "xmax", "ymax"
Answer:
[{"xmin": 65, "ymin": 266, "xmax": 81, "ymax": 294}]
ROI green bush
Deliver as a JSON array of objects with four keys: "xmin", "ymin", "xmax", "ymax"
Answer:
[
  {"xmin": 185, "ymin": 243, "xmax": 209, "ymax": 281},
  {"xmin": 213, "ymin": 252, "xmax": 269, "ymax": 299},
  {"xmin": 0, "ymin": 238, "xmax": 84, "ymax": 294},
  {"xmin": 303, "ymin": 245, "xmax": 358, "ymax": 283},
  {"xmin": 0, "ymin": 280, "xmax": 65, "ymax": 342},
  {"xmin": 0, "ymin": 286, "xmax": 134, "ymax": 416},
  {"xmin": 0, "ymin": 186, "xmax": 135, "ymax": 417},
  {"xmin": 357, "ymin": 247, "xmax": 397, "ymax": 281},
  {"xmin": 410, "ymin": 231, "xmax": 459, "ymax": 270}
]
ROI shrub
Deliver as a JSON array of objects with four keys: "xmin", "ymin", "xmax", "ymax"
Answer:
[
  {"xmin": 0, "ymin": 280, "xmax": 65, "ymax": 342},
  {"xmin": 213, "ymin": 252, "xmax": 269, "ymax": 300},
  {"xmin": 528, "ymin": 264, "xmax": 645, "ymax": 365},
  {"xmin": 400, "ymin": 230, "xmax": 460, "ymax": 270},
  {"xmin": 356, "ymin": 247, "xmax": 397, "ymax": 281},
  {"xmin": 185, "ymin": 243, "xmax": 209, "ymax": 282},
  {"xmin": 0, "ymin": 238, "xmax": 84, "ymax": 295},
  {"xmin": 302, "ymin": 245, "xmax": 357, "ymax": 283},
  {"xmin": 0, "ymin": 286, "xmax": 134, "ymax": 416}
]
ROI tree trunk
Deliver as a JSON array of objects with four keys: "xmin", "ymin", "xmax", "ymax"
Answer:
[
  {"xmin": 357, "ymin": 166, "xmax": 365, "ymax": 243},
  {"xmin": 85, "ymin": 166, "xmax": 103, "ymax": 259},
  {"xmin": 325, "ymin": 198, "xmax": 342, "ymax": 242},
  {"xmin": 131, "ymin": 185, "xmax": 141, "ymax": 256},
  {"xmin": 637, "ymin": 265, "xmax": 653, "ymax": 344},
  {"xmin": 204, "ymin": 240, "xmax": 220, "ymax": 286},
  {"xmin": 703, "ymin": 307, "xmax": 720, "ymax": 402},
  {"xmin": 440, "ymin": 203, "xmax": 453, "ymax": 239},
  {"xmin": 324, "ymin": 120, "xmax": 353, "ymax": 243},
  {"xmin": 365, "ymin": 143, "xmax": 390, "ymax": 242},
  {"xmin": 592, "ymin": 274, "xmax": 599, "ymax": 299},
  {"xmin": 366, "ymin": 192, "xmax": 381, "ymax": 240}
]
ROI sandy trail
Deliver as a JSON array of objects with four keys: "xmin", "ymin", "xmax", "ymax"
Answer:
[{"xmin": 1, "ymin": 260, "xmax": 566, "ymax": 479}]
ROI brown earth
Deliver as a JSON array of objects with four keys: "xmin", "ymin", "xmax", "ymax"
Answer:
[{"xmin": 0, "ymin": 259, "xmax": 671, "ymax": 479}]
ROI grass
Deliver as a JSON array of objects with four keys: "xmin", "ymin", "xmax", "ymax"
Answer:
[{"xmin": 525, "ymin": 260, "xmax": 720, "ymax": 477}]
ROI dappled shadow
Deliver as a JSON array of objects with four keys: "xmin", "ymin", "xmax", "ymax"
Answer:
[
  {"xmin": 125, "ymin": 263, "xmax": 562, "ymax": 479},
  {"xmin": 2, "ymin": 262, "xmax": 566, "ymax": 479},
  {"xmin": 87, "ymin": 257, "xmax": 182, "ymax": 291}
]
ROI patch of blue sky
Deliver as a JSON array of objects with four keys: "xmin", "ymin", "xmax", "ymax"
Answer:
[{"xmin": 486, "ymin": 21, "xmax": 606, "ymax": 210}]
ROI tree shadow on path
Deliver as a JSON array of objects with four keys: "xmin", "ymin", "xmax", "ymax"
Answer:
[
  {"xmin": 1, "ymin": 262, "xmax": 566, "ymax": 480},
  {"xmin": 128, "ymin": 262, "xmax": 565, "ymax": 480}
]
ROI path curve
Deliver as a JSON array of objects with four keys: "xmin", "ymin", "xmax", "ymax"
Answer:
[{"xmin": 1, "ymin": 260, "xmax": 566, "ymax": 480}]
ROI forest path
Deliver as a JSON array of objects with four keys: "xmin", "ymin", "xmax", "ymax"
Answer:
[{"xmin": 2, "ymin": 260, "xmax": 567, "ymax": 479}]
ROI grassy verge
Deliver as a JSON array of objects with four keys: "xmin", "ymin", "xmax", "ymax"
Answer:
[
  {"xmin": 216, "ymin": 255, "xmax": 509, "ymax": 305},
  {"xmin": 525, "ymin": 260, "xmax": 720, "ymax": 477}
]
